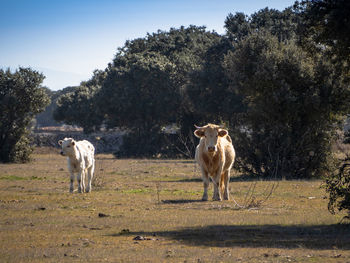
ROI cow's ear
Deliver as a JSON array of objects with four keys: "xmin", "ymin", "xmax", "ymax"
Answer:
[
  {"xmin": 218, "ymin": 129, "xmax": 228, "ymax": 137},
  {"xmin": 58, "ymin": 140, "xmax": 63, "ymax": 146},
  {"xmin": 194, "ymin": 129, "xmax": 205, "ymax": 138},
  {"xmin": 71, "ymin": 140, "xmax": 76, "ymax": 146}
]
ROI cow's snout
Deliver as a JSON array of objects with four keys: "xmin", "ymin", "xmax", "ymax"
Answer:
[{"xmin": 207, "ymin": 146, "xmax": 216, "ymax": 152}]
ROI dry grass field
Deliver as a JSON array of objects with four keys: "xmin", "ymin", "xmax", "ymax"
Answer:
[{"xmin": 1, "ymin": 147, "xmax": 350, "ymax": 262}]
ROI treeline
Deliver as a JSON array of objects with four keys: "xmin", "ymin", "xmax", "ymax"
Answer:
[
  {"xmin": 52, "ymin": 2, "xmax": 350, "ymax": 181},
  {"xmin": 36, "ymin": 86, "xmax": 76, "ymax": 127}
]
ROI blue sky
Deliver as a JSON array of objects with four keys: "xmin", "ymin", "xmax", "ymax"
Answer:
[{"xmin": 1, "ymin": 0, "xmax": 296, "ymax": 90}]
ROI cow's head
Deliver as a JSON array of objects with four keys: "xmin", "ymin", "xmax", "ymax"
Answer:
[
  {"xmin": 194, "ymin": 124, "xmax": 228, "ymax": 153},
  {"xmin": 58, "ymin": 138, "xmax": 76, "ymax": 156}
]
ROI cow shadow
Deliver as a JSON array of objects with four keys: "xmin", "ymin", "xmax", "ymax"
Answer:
[
  {"xmin": 110, "ymin": 224, "xmax": 350, "ymax": 250},
  {"xmin": 161, "ymin": 199, "xmax": 204, "ymax": 204},
  {"xmin": 170, "ymin": 178, "xmax": 202, "ymax": 183},
  {"xmin": 167, "ymin": 175, "xmax": 276, "ymax": 183}
]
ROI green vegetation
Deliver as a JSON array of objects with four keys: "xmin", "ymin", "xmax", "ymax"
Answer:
[
  {"xmin": 36, "ymin": 86, "xmax": 76, "ymax": 127},
  {"xmin": 53, "ymin": 70, "xmax": 106, "ymax": 133},
  {"xmin": 0, "ymin": 68, "xmax": 50, "ymax": 163},
  {"xmin": 0, "ymin": 175, "xmax": 26, "ymax": 181},
  {"xmin": 0, "ymin": 175, "xmax": 44, "ymax": 181},
  {"xmin": 326, "ymin": 155, "xmax": 350, "ymax": 217},
  {"xmin": 296, "ymin": 0, "xmax": 350, "ymax": 65},
  {"xmin": 225, "ymin": 30, "xmax": 348, "ymax": 179}
]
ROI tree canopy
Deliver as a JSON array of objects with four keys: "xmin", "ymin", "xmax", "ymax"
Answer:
[{"xmin": 295, "ymin": 0, "xmax": 350, "ymax": 63}]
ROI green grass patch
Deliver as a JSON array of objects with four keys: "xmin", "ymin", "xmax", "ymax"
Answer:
[
  {"xmin": 0, "ymin": 175, "xmax": 26, "ymax": 181},
  {"xmin": 121, "ymin": 188, "xmax": 154, "ymax": 194},
  {"xmin": 162, "ymin": 189, "xmax": 201, "ymax": 196},
  {"xmin": 0, "ymin": 175, "xmax": 44, "ymax": 181}
]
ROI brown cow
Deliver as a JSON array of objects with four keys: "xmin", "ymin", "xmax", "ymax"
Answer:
[{"xmin": 194, "ymin": 124, "xmax": 235, "ymax": 201}]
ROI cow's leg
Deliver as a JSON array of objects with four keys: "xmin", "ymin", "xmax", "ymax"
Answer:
[
  {"xmin": 77, "ymin": 170, "xmax": 84, "ymax": 193},
  {"xmin": 82, "ymin": 169, "xmax": 87, "ymax": 193},
  {"xmin": 212, "ymin": 175, "xmax": 222, "ymax": 201},
  {"xmin": 69, "ymin": 172, "xmax": 74, "ymax": 193},
  {"xmin": 86, "ymin": 161, "xmax": 94, "ymax": 193},
  {"xmin": 223, "ymin": 170, "xmax": 230, "ymax": 200},
  {"xmin": 212, "ymin": 167, "xmax": 223, "ymax": 201},
  {"xmin": 200, "ymin": 168, "xmax": 209, "ymax": 201},
  {"xmin": 220, "ymin": 172, "xmax": 225, "ymax": 199}
]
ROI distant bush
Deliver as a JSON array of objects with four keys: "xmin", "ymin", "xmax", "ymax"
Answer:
[{"xmin": 326, "ymin": 155, "xmax": 350, "ymax": 218}]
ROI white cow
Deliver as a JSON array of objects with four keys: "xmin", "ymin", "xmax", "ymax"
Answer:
[
  {"xmin": 58, "ymin": 138, "xmax": 95, "ymax": 193},
  {"xmin": 194, "ymin": 124, "xmax": 235, "ymax": 201}
]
